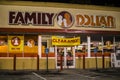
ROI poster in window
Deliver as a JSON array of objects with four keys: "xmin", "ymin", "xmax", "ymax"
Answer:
[{"xmin": 8, "ymin": 36, "xmax": 24, "ymax": 53}]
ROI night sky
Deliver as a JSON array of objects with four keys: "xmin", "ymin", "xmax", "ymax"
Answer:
[{"xmin": 20, "ymin": 0, "xmax": 120, "ymax": 7}]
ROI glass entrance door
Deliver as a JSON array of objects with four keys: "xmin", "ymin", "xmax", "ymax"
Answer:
[{"xmin": 56, "ymin": 47, "xmax": 75, "ymax": 68}]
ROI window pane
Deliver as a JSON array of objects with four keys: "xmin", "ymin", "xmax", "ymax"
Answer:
[
  {"xmin": 0, "ymin": 35, "xmax": 8, "ymax": 57},
  {"xmin": 75, "ymin": 35, "xmax": 87, "ymax": 57},
  {"xmin": 24, "ymin": 35, "xmax": 38, "ymax": 57},
  {"xmin": 103, "ymin": 36, "xmax": 114, "ymax": 53},
  {"xmin": 91, "ymin": 35, "xmax": 102, "ymax": 57}
]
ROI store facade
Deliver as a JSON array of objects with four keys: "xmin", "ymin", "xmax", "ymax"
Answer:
[{"xmin": 0, "ymin": 2, "xmax": 120, "ymax": 70}]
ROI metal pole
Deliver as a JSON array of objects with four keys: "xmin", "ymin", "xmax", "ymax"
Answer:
[
  {"xmin": 13, "ymin": 54, "xmax": 16, "ymax": 71},
  {"xmin": 101, "ymin": 36, "xmax": 104, "ymax": 55},
  {"xmin": 46, "ymin": 54, "xmax": 48, "ymax": 72},
  {"xmin": 60, "ymin": 55, "xmax": 63, "ymax": 70},
  {"xmin": 37, "ymin": 55, "xmax": 39, "ymax": 70},
  {"xmin": 83, "ymin": 54, "xmax": 85, "ymax": 69},
  {"xmin": 95, "ymin": 53, "xmax": 98, "ymax": 70},
  {"xmin": 109, "ymin": 54, "xmax": 111, "ymax": 68},
  {"xmin": 78, "ymin": 55, "xmax": 81, "ymax": 69},
  {"xmin": 102, "ymin": 54, "xmax": 105, "ymax": 69}
]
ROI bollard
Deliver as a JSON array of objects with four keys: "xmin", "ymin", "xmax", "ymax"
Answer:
[
  {"xmin": 102, "ymin": 54, "xmax": 105, "ymax": 69},
  {"xmin": 37, "ymin": 55, "xmax": 39, "ymax": 70},
  {"xmin": 83, "ymin": 54, "xmax": 85, "ymax": 69},
  {"xmin": 13, "ymin": 54, "xmax": 16, "ymax": 71}
]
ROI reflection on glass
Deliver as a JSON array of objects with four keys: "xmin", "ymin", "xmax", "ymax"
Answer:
[{"xmin": 57, "ymin": 47, "xmax": 64, "ymax": 66}]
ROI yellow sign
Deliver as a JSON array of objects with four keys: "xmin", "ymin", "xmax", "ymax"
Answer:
[
  {"xmin": 52, "ymin": 36, "xmax": 80, "ymax": 46},
  {"xmin": 8, "ymin": 36, "xmax": 24, "ymax": 53}
]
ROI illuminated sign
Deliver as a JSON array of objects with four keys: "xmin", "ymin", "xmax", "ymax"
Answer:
[
  {"xmin": 76, "ymin": 14, "xmax": 115, "ymax": 28},
  {"xmin": 57, "ymin": 11, "xmax": 74, "ymax": 28},
  {"xmin": 8, "ymin": 11, "xmax": 115, "ymax": 28},
  {"xmin": 9, "ymin": 11, "xmax": 55, "ymax": 25}
]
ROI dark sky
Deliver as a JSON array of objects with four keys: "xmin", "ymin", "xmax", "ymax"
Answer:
[{"xmin": 21, "ymin": 0, "xmax": 120, "ymax": 7}]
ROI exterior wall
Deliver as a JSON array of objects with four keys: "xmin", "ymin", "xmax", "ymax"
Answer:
[
  {"xmin": 0, "ymin": 58, "xmax": 13, "ymax": 70},
  {"xmin": 0, "ymin": 57, "xmax": 110, "ymax": 70},
  {"xmin": 76, "ymin": 58, "xmax": 110, "ymax": 69},
  {"xmin": 0, "ymin": 58, "xmax": 55, "ymax": 70},
  {"xmin": 0, "ymin": 3, "xmax": 120, "ymax": 31}
]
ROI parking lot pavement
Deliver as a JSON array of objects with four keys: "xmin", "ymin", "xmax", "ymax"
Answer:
[
  {"xmin": 0, "ymin": 68, "xmax": 120, "ymax": 80},
  {"xmin": 37, "ymin": 68, "xmax": 120, "ymax": 80},
  {"xmin": 0, "ymin": 70, "xmax": 43, "ymax": 80}
]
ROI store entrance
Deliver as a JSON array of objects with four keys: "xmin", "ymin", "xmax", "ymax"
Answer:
[{"xmin": 56, "ymin": 47, "xmax": 75, "ymax": 69}]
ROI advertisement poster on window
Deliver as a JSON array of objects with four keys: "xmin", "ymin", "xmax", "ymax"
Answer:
[
  {"xmin": 8, "ymin": 36, "xmax": 24, "ymax": 53},
  {"xmin": 52, "ymin": 36, "xmax": 80, "ymax": 46}
]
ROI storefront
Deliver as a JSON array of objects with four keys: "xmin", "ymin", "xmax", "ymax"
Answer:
[{"xmin": 0, "ymin": 2, "xmax": 120, "ymax": 70}]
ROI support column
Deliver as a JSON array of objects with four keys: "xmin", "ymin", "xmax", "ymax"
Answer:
[
  {"xmin": 72, "ymin": 46, "xmax": 75, "ymax": 67},
  {"xmin": 55, "ymin": 46, "xmax": 58, "ymax": 69},
  {"xmin": 38, "ymin": 35, "xmax": 42, "ymax": 58},
  {"xmin": 13, "ymin": 54, "xmax": 16, "ymax": 71},
  {"xmin": 87, "ymin": 36, "xmax": 91, "ymax": 58}
]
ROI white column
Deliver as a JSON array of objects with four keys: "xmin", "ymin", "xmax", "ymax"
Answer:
[
  {"xmin": 72, "ymin": 46, "xmax": 75, "ymax": 67},
  {"xmin": 38, "ymin": 35, "xmax": 42, "ymax": 58},
  {"xmin": 55, "ymin": 46, "xmax": 58, "ymax": 68},
  {"xmin": 47, "ymin": 39, "xmax": 49, "ymax": 48},
  {"xmin": 87, "ymin": 36, "xmax": 91, "ymax": 58}
]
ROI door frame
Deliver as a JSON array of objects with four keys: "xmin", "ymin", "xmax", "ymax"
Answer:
[{"xmin": 55, "ymin": 46, "xmax": 75, "ymax": 69}]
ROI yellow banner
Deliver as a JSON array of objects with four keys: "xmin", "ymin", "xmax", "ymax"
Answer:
[
  {"xmin": 52, "ymin": 36, "xmax": 80, "ymax": 46},
  {"xmin": 8, "ymin": 36, "xmax": 24, "ymax": 53}
]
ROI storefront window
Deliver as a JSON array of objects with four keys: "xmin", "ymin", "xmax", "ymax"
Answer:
[
  {"xmin": 115, "ymin": 36, "xmax": 120, "ymax": 50},
  {"xmin": 75, "ymin": 35, "xmax": 116, "ymax": 57},
  {"xmin": 41, "ymin": 35, "xmax": 55, "ymax": 57},
  {"xmin": 0, "ymin": 34, "xmax": 119, "ymax": 58},
  {"xmin": 91, "ymin": 35, "xmax": 102, "ymax": 57},
  {"xmin": 0, "ymin": 35, "xmax": 8, "ymax": 57},
  {"xmin": 75, "ymin": 35, "xmax": 87, "ymax": 57},
  {"xmin": 24, "ymin": 35, "xmax": 38, "ymax": 57},
  {"xmin": 115, "ymin": 36, "xmax": 120, "ymax": 60},
  {"xmin": 103, "ymin": 36, "xmax": 114, "ymax": 56}
]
